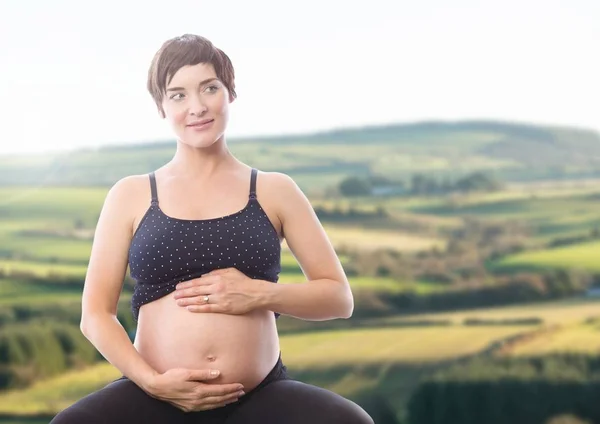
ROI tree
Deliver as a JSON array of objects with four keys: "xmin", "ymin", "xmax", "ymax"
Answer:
[{"xmin": 339, "ymin": 177, "xmax": 372, "ymax": 196}]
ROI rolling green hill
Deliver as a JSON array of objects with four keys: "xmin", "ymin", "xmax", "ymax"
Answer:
[
  {"xmin": 2, "ymin": 120, "xmax": 599, "ymax": 192},
  {"xmin": 491, "ymin": 240, "xmax": 600, "ymax": 272}
]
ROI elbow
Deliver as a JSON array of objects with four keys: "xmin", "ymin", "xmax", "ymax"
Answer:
[
  {"xmin": 338, "ymin": 283, "xmax": 354, "ymax": 319},
  {"xmin": 79, "ymin": 310, "xmax": 111, "ymax": 338},
  {"xmin": 80, "ymin": 308, "xmax": 97, "ymax": 336},
  {"xmin": 79, "ymin": 321, "xmax": 89, "ymax": 339},
  {"xmin": 80, "ymin": 314, "xmax": 93, "ymax": 337},
  {"xmin": 79, "ymin": 302, "xmax": 97, "ymax": 337},
  {"xmin": 340, "ymin": 299, "xmax": 354, "ymax": 319}
]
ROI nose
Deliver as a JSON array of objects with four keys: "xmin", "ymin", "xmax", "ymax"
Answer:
[{"xmin": 188, "ymin": 94, "xmax": 208, "ymax": 116}]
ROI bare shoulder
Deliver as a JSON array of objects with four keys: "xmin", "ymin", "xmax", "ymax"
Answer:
[
  {"xmin": 262, "ymin": 171, "xmax": 307, "ymax": 206},
  {"xmin": 103, "ymin": 174, "xmax": 155, "ymax": 236},
  {"xmin": 104, "ymin": 174, "xmax": 147, "ymax": 204},
  {"xmin": 109, "ymin": 173, "xmax": 151, "ymax": 196},
  {"xmin": 256, "ymin": 170, "xmax": 348, "ymax": 284},
  {"xmin": 254, "ymin": 170, "xmax": 312, "ymax": 238},
  {"xmin": 92, "ymin": 173, "xmax": 153, "ymax": 249},
  {"xmin": 255, "ymin": 170, "xmax": 297, "ymax": 194},
  {"xmin": 255, "ymin": 169, "xmax": 306, "ymax": 202}
]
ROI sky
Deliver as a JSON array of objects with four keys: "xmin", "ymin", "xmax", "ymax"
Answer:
[{"xmin": 0, "ymin": 0, "xmax": 598, "ymax": 155}]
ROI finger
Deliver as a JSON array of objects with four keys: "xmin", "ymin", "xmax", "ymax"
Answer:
[
  {"xmin": 185, "ymin": 369, "xmax": 222, "ymax": 381},
  {"xmin": 169, "ymin": 401, "xmax": 196, "ymax": 413},
  {"xmin": 193, "ymin": 402, "xmax": 228, "ymax": 412},
  {"xmin": 198, "ymin": 275, "xmax": 221, "ymax": 284},
  {"xmin": 201, "ymin": 392, "xmax": 244, "ymax": 406},
  {"xmin": 201, "ymin": 383, "xmax": 245, "ymax": 397},
  {"xmin": 194, "ymin": 398, "xmax": 239, "ymax": 410},
  {"xmin": 176, "ymin": 278, "xmax": 213, "ymax": 291},
  {"xmin": 181, "ymin": 292, "xmax": 218, "ymax": 307},
  {"xmin": 177, "ymin": 296, "xmax": 213, "ymax": 307},
  {"xmin": 174, "ymin": 285, "xmax": 212, "ymax": 299},
  {"xmin": 169, "ymin": 402, "xmax": 189, "ymax": 412},
  {"xmin": 187, "ymin": 304, "xmax": 220, "ymax": 313}
]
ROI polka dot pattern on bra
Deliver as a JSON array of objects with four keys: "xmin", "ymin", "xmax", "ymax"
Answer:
[{"xmin": 127, "ymin": 168, "xmax": 281, "ymax": 321}]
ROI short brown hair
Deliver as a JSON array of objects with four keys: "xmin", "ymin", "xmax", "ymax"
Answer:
[{"xmin": 147, "ymin": 34, "xmax": 236, "ymax": 117}]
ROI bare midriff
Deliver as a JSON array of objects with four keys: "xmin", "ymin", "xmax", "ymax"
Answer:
[{"xmin": 133, "ymin": 291, "xmax": 281, "ymax": 392}]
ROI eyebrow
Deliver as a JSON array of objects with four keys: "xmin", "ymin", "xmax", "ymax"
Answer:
[{"xmin": 166, "ymin": 78, "xmax": 219, "ymax": 92}]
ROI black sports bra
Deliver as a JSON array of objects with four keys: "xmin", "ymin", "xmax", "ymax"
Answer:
[{"xmin": 127, "ymin": 168, "xmax": 282, "ymax": 321}]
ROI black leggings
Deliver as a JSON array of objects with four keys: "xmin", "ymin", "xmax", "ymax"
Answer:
[{"xmin": 49, "ymin": 356, "xmax": 374, "ymax": 424}]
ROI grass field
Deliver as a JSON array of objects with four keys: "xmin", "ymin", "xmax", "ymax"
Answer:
[
  {"xmin": 0, "ymin": 233, "xmax": 92, "ymax": 264},
  {"xmin": 313, "ymin": 184, "xmax": 600, "ymax": 246},
  {"xmin": 374, "ymin": 296, "xmax": 600, "ymax": 326},
  {"xmin": 280, "ymin": 326, "xmax": 527, "ymax": 366},
  {"xmin": 398, "ymin": 187, "xmax": 600, "ymax": 242},
  {"xmin": 321, "ymin": 224, "xmax": 445, "ymax": 252},
  {"xmin": 0, "ymin": 278, "xmax": 84, "ymax": 305},
  {"xmin": 509, "ymin": 320, "xmax": 600, "ymax": 356},
  {"xmin": 0, "ymin": 259, "xmax": 88, "ymax": 279},
  {"xmin": 0, "ymin": 187, "xmax": 106, "ymax": 226},
  {"xmin": 409, "ymin": 192, "xmax": 600, "ymax": 221},
  {"xmin": 492, "ymin": 240, "xmax": 600, "ymax": 272}
]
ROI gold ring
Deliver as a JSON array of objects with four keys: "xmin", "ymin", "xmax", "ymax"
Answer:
[{"xmin": 204, "ymin": 295, "xmax": 210, "ymax": 304}]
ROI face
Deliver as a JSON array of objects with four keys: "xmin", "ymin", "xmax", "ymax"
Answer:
[{"xmin": 161, "ymin": 63, "xmax": 233, "ymax": 148}]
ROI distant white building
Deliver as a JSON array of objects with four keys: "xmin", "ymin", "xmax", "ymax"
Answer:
[{"xmin": 371, "ymin": 186, "xmax": 406, "ymax": 196}]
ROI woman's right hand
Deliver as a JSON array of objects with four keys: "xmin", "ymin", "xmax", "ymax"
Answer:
[{"xmin": 145, "ymin": 368, "xmax": 245, "ymax": 412}]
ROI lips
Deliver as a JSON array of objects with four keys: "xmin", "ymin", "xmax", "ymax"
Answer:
[{"xmin": 187, "ymin": 119, "xmax": 214, "ymax": 127}]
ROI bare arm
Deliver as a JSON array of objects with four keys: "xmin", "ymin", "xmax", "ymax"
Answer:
[{"xmin": 79, "ymin": 176, "xmax": 157, "ymax": 392}]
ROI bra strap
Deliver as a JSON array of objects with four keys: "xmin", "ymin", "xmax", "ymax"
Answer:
[
  {"xmin": 249, "ymin": 168, "xmax": 257, "ymax": 199},
  {"xmin": 149, "ymin": 172, "xmax": 159, "ymax": 206}
]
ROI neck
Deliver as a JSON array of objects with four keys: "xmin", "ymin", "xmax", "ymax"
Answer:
[{"xmin": 168, "ymin": 136, "xmax": 239, "ymax": 178}]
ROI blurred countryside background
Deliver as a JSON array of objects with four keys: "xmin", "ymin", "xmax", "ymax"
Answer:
[{"xmin": 1, "ymin": 1, "xmax": 599, "ymax": 423}]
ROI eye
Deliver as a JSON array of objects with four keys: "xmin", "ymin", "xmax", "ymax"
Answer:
[
  {"xmin": 169, "ymin": 92, "xmax": 184, "ymax": 100},
  {"xmin": 205, "ymin": 85, "xmax": 220, "ymax": 93}
]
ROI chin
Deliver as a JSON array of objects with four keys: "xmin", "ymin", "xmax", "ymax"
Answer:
[
  {"xmin": 179, "ymin": 134, "xmax": 222, "ymax": 148},
  {"xmin": 178, "ymin": 125, "xmax": 226, "ymax": 146}
]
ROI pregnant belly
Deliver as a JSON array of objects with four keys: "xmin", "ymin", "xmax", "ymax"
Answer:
[{"xmin": 133, "ymin": 291, "xmax": 281, "ymax": 391}]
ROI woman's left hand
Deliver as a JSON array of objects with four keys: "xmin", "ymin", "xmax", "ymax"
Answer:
[{"xmin": 173, "ymin": 268, "xmax": 263, "ymax": 314}]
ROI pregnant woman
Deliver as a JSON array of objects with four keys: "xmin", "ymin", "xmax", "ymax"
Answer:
[{"xmin": 50, "ymin": 34, "xmax": 373, "ymax": 423}]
